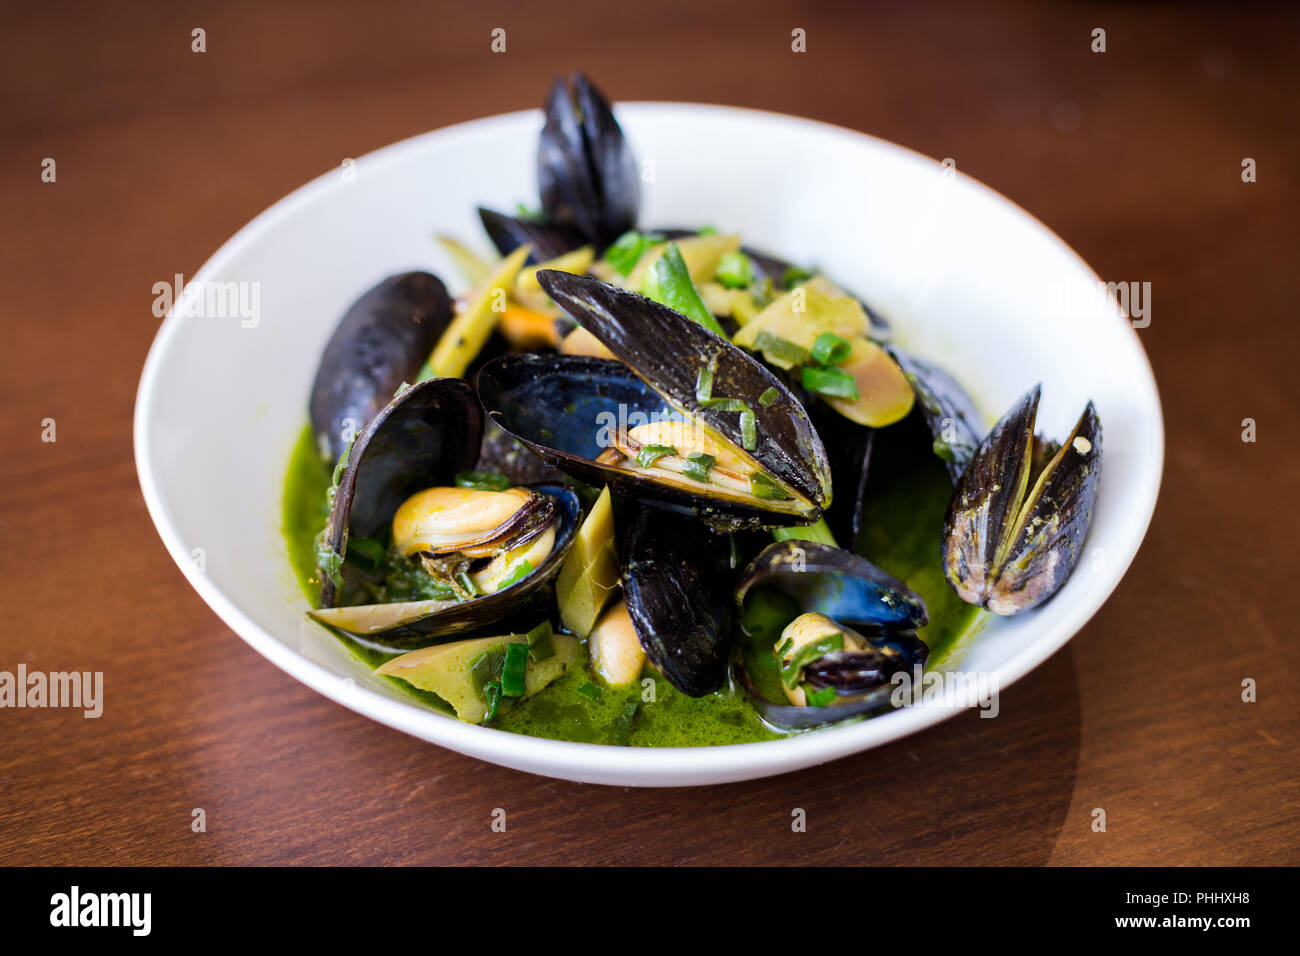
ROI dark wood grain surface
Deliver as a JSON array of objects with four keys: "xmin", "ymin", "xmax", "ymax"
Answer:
[{"xmin": 2, "ymin": 0, "xmax": 1297, "ymax": 866}]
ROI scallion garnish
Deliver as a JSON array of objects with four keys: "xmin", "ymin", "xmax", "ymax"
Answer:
[
  {"xmin": 715, "ymin": 251, "xmax": 755, "ymax": 289},
  {"xmin": 810, "ymin": 332, "xmax": 852, "ymax": 366},
  {"xmin": 455, "ymin": 470, "xmax": 511, "ymax": 491},
  {"xmin": 758, "ymin": 387, "xmax": 779, "ymax": 407},
  {"xmin": 739, "ymin": 409, "xmax": 757, "ymax": 450},
  {"xmin": 779, "ymin": 634, "xmax": 844, "ymax": 687},
  {"xmin": 643, "ymin": 243, "xmax": 727, "ymax": 337},
  {"xmin": 482, "ymin": 681, "xmax": 502, "ymax": 722},
  {"xmin": 605, "ymin": 230, "xmax": 661, "ymax": 276},
  {"xmin": 804, "ymin": 684, "xmax": 837, "ymax": 707},
  {"xmin": 611, "ymin": 701, "xmax": 640, "ymax": 745},
  {"xmin": 801, "ymin": 365, "xmax": 860, "ymax": 399},
  {"xmin": 683, "ymin": 452, "xmax": 716, "ymax": 483},
  {"xmin": 775, "ymin": 637, "xmax": 795, "ymax": 660},
  {"xmin": 695, "ymin": 364, "xmax": 715, "ymax": 403},
  {"xmin": 749, "ymin": 473, "xmax": 791, "ymax": 500},
  {"xmin": 636, "ymin": 444, "xmax": 677, "ymax": 469},
  {"xmin": 753, "ymin": 330, "xmax": 809, "ymax": 366},
  {"xmin": 500, "ymin": 641, "xmax": 529, "ymax": 697},
  {"xmin": 455, "ymin": 569, "xmax": 485, "ymax": 598},
  {"xmin": 495, "ymin": 558, "xmax": 534, "ymax": 592},
  {"xmin": 577, "ymin": 681, "xmax": 604, "ymax": 701}
]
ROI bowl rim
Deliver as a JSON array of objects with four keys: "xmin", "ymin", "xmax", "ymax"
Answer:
[{"xmin": 133, "ymin": 101, "xmax": 1164, "ymax": 786}]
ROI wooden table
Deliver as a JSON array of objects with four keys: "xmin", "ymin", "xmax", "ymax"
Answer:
[{"xmin": 2, "ymin": 0, "xmax": 1296, "ymax": 866}]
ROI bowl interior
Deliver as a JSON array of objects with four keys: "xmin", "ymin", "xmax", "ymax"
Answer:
[{"xmin": 135, "ymin": 103, "xmax": 1162, "ymax": 786}]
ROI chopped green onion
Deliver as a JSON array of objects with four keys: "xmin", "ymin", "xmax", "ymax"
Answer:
[
  {"xmin": 345, "ymin": 535, "xmax": 385, "ymax": 572},
  {"xmin": 577, "ymin": 681, "xmax": 604, "ymax": 701},
  {"xmin": 643, "ymin": 243, "xmax": 728, "ymax": 337},
  {"xmin": 455, "ymin": 470, "xmax": 511, "ymax": 491},
  {"xmin": 804, "ymin": 684, "xmax": 837, "ymax": 707},
  {"xmin": 695, "ymin": 364, "xmax": 715, "ymax": 403},
  {"xmin": 313, "ymin": 530, "xmax": 344, "ymax": 590},
  {"xmin": 636, "ymin": 444, "xmax": 677, "ymax": 469},
  {"xmin": 781, "ymin": 264, "xmax": 815, "ymax": 289},
  {"xmin": 683, "ymin": 452, "xmax": 716, "ymax": 483},
  {"xmin": 697, "ymin": 225, "xmax": 719, "ymax": 236},
  {"xmin": 775, "ymin": 637, "xmax": 795, "ymax": 660},
  {"xmin": 611, "ymin": 701, "xmax": 640, "ymax": 745},
  {"xmin": 771, "ymin": 518, "xmax": 837, "ymax": 546},
  {"xmin": 525, "ymin": 621, "xmax": 555, "ymax": 661},
  {"xmin": 715, "ymin": 251, "xmax": 755, "ymax": 289},
  {"xmin": 779, "ymin": 633, "xmax": 844, "ymax": 686},
  {"xmin": 700, "ymin": 397, "xmax": 749, "ymax": 412},
  {"xmin": 748, "ymin": 472, "xmax": 791, "ymax": 501},
  {"xmin": 801, "ymin": 365, "xmax": 860, "ymax": 399},
  {"xmin": 500, "ymin": 641, "xmax": 529, "ymax": 697},
  {"xmin": 758, "ymin": 387, "xmax": 779, "ymax": 407},
  {"xmin": 739, "ymin": 409, "xmax": 757, "ymax": 450},
  {"xmin": 495, "ymin": 558, "xmax": 534, "ymax": 592},
  {"xmin": 605, "ymin": 230, "xmax": 661, "ymax": 276},
  {"xmin": 455, "ymin": 569, "xmax": 485, "ymax": 598},
  {"xmin": 753, "ymin": 330, "xmax": 809, "ymax": 366},
  {"xmin": 482, "ymin": 681, "xmax": 502, "ymax": 722},
  {"xmin": 470, "ymin": 645, "xmax": 506, "ymax": 697},
  {"xmin": 810, "ymin": 332, "xmax": 852, "ymax": 366}
]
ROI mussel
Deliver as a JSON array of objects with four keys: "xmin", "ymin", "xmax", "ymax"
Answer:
[
  {"xmin": 309, "ymin": 272, "xmax": 454, "ymax": 462},
  {"xmin": 733, "ymin": 540, "xmax": 929, "ymax": 729},
  {"xmin": 620, "ymin": 506, "xmax": 735, "ymax": 697},
  {"xmin": 888, "ymin": 346, "xmax": 984, "ymax": 482},
  {"xmin": 476, "ymin": 207, "xmax": 585, "ymax": 264},
  {"xmin": 476, "ymin": 271, "xmax": 832, "ymax": 532},
  {"xmin": 537, "ymin": 72, "xmax": 640, "ymax": 250},
  {"xmin": 307, "ymin": 378, "xmax": 579, "ymax": 649},
  {"xmin": 942, "ymin": 385, "xmax": 1101, "ymax": 615}
]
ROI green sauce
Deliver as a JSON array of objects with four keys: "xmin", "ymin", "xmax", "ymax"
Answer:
[{"xmin": 281, "ymin": 412, "xmax": 979, "ymax": 747}]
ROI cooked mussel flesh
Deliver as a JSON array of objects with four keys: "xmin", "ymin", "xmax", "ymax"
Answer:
[{"xmin": 942, "ymin": 385, "xmax": 1101, "ymax": 615}]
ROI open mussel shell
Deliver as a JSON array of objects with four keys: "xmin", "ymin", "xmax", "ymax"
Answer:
[
  {"xmin": 622, "ymin": 507, "xmax": 734, "ymax": 697},
  {"xmin": 309, "ymin": 272, "xmax": 454, "ymax": 463},
  {"xmin": 734, "ymin": 629, "xmax": 929, "ymax": 731},
  {"xmin": 315, "ymin": 377, "xmax": 483, "ymax": 608},
  {"xmin": 887, "ymin": 346, "xmax": 983, "ymax": 483},
  {"xmin": 537, "ymin": 72, "xmax": 640, "ymax": 250},
  {"xmin": 536, "ymin": 270, "xmax": 832, "ymax": 517},
  {"xmin": 477, "ymin": 207, "xmax": 585, "ymax": 263},
  {"xmin": 735, "ymin": 540, "xmax": 929, "ymax": 631},
  {"xmin": 943, "ymin": 385, "xmax": 1102, "ymax": 615},
  {"xmin": 311, "ymin": 483, "xmax": 581, "ymax": 651}
]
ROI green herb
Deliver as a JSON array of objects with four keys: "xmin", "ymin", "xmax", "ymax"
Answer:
[
  {"xmin": 697, "ymin": 225, "xmax": 719, "ymax": 236},
  {"xmin": 345, "ymin": 535, "xmax": 385, "ymax": 572},
  {"xmin": 683, "ymin": 452, "xmax": 716, "ymax": 483},
  {"xmin": 500, "ymin": 641, "xmax": 530, "ymax": 697},
  {"xmin": 604, "ymin": 230, "xmax": 662, "ymax": 276},
  {"xmin": 577, "ymin": 681, "xmax": 604, "ymax": 701},
  {"xmin": 801, "ymin": 365, "xmax": 860, "ymax": 399},
  {"xmin": 643, "ymin": 243, "xmax": 727, "ymax": 337},
  {"xmin": 495, "ymin": 558, "xmax": 534, "ymax": 592},
  {"xmin": 455, "ymin": 470, "xmax": 511, "ymax": 491},
  {"xmin": 810, "ymin": 332, "xmax": 852, "ymax": 366},
  {"xmin": 525, "ymin": 621, "xmax": 555, "ymax": 662},
  {"xmin": 611, "ymin": 702, "xmax": 640, "ymax": 745},
  {"xmin": 695, "ymin": 364, "xmax": 715, "ymax": 403},
  {"xmin": 313, "ymin": 530, "xmax": 344, "ymax": 590},
  {"xmin": 804, "ymin": 684, "xmax": 837, "ymax": 707},
  {"xmin": 739, "ymin": 409, "xmax": 757, "ymax": 450},
  {"xmin": 771, "ymin": 518, "xmax": 838, "ymax": 547},
  {"xmin": 779, "ymin": 633, "xmax": 844, "ymax": 686},
  {"xmin": 700, "ymin": 397, "xmax": 749, "ymax": 412},
  {"xmin": 636, "ymin": 444, "xmax": 677, "ymax": 469},
  {"xmin": 775, "ymin": 637, "xmax": 795, "ymax": 660},
  {"xmin": 781, "ymin": 264, "xmax": 815, "ymax": 289},
  {"xmin": 482, "ymin": 681, "xmax": 502, "ymax": 722},
  {"xmin": 753, "ymin": 330, "xmax": 809, "ymax": 366},
  {"xmin": 758, "ymin": 386, "xmax": 779, "ymax": 407},
  {"xmin": 455, "ymin": 569, "xmax": 485, "ymax": 598},
  {"xmin": 470, "ymin": 645, "xmax": 507, "ymax": 697},
  {"xmin": 715, "ymin": 251, "xmax": 755, "ymax": 289},
  {"xmin": 749, "ymin": 472, "xmax": 791, "ymax": 501}
]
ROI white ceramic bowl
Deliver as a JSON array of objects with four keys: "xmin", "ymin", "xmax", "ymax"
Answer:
[{"xmin": 134, "ymin": 103, "xmax": 1163, "ymax": 786}]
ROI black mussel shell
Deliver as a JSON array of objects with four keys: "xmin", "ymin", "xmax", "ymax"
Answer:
[
  {"xmin": 316, "ymin": 377, "xmax": 483, "ymax": 607},
  {"xmin": 735, "ymin": 540, "xmax": 929, "ymax": 632},
  {"xmin": 809, "ymin": 403, "xmax": 874, "ymax": 552},
  {"xmin": 733, "ymin": 628, "xmax": 928, "ymax": 731},
  {"xmin": 622, "ymin": 507, "xmax": 734, "ymax": 697},
  {"xmin": 477, "ymin": 207, "xmax": 585, "ymax": 263},
  {"xmin": 536, "ymin": 270, "xmax": 833, "ymax": 515},
  {"xmin": 309, "ymin": 272, "xmax": 454, "ymax": 463},
  {"xmin": 888, "ymin": 346, "xmax": 984, "ymax": 483},
  {"xmin": 943, "ymin": 385, "xmax": 1102, "ymax": 615},
  {"xmin": 537, "ymin": 72, "xmax": 640, "ymax": 250},
  {"xmin": 477, "ymin": 353, "xmax": 815, "ymax": 531},
  {"xmin": 311, "ymin": 483, "xmax": 581, "ymax": 651},
  {"xmin": 476, "ymin": 420, "xmax": 566, "ymax": 486}
]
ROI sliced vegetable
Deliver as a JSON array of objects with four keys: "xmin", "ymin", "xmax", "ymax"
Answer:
[
  {"xmin": 516, "ymin": 246, "xmax": 595, "ymax": 293},
  {"xmin": 801, "ymin": 365, "xmax": 860, "ymax": 399},
  {"xmin": 821, "ymin": 337, "xmax": 915, "ymax": 427},
  {"xmin": 427, "ymin": 243, "xmax": 532, "ymax": 378},
  {"xmin": 735, "ymin": 277, "xmax": 868, "ymax": 368},
  {"xmin": 435, "ymin": 235, "xmax": 494, "ymax": 287},
  {"xmin": 498, "ymin": 302, "xmax": 560, "ymax": 349},
  {"xmin": 555, "ymin": 486, "xmax": 620, "ymax": 639},
  {"xmin": 625, "ymin": 232, "xmax": 741, "ymax": 290},
  {"xmin": 495, "ymin": 558, "xmax": 534, "ymax": 592},
  {"xmin": 810, "ymin": 332, "xmax": 852, "ymax": 366},
  {"xmin": 603, "ymin": 231, "xmax": 663, "ymax": 276},
  {"xmin": 636, "ymin": 444, "xmax": 677, "ymax": 469},
  {"xmin": 682, "ymin": 452, "xmax": 716, "ymax": 483},
  {"xmin": 715, "ymin": 250, "xmax": 755, "ymax": 289},
  {"xmin": 500, "ymin": 641, "xmax": 530, "ymax": 697}
]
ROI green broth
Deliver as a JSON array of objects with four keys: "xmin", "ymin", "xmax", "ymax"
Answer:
[{"xmin": 281, "ymin": 414, "xmax": 978, "ymax": 746}]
